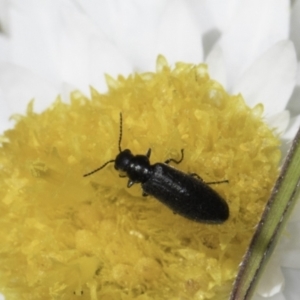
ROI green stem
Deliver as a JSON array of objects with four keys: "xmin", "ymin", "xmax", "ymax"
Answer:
[{"xmin": 230, "ymin": 126, "xmax": 300, "ymax": 300}]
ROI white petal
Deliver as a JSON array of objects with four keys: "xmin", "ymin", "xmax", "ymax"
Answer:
[
  {"xmin": 286, "ymin": 63, "xmax": 300, "ymax": 118},
  {"xmin": 60, "ymin": 82, "xmax": 79, "ymax": 103},
  {"xmin": 282, "ymin": 115, "xmax": 300, "ymax": 141},
  {"xmin": 7, "ymin": 0, "xmax": 131, "ymax": 95},
  {"xmin": 291, "ymin": 0, "xmax": 300, "ymax": 59},
  {"xmin": 265, "ymin": 110, "xmax": 290, "ymax": 134},
  {"xmin": 205, "ymin": 45, "xmax": 227, "ymax": 89},
  {"xmin": 175, "ymin": 0, "xmax": 219, "ymax": 57},
  {"xmin": 187, "ymin": 0, "xmax": 217, "ymax": 33},
  {"xmin": 288, "ymin": 195, "xmax": 300, "ymax": 223},
  {"xmin": 232, "ymin": 41, "xmax": 297, "ymax": 116},
  {"xmin": 9, "ymin": 0, "xmax": 62, "ymax": 80},
  {"xmin": 157, "ymin": 0, "xmax": 203, "ymax": 64},
  {"xmin": 0, "ymin": 88, "xmax": 15, "ymax": 133},
  {"xmin": 280, "ymin": 222, "xmax": 300, "ymax": 268},
  {"xmin": 88, "ymin": 37, "xmax": 132, "ymax": 92},
  {"xmin": 281, "ymin": 249, "xmax": 300, "ymax": 269},
  {"xmin": 281, "ymin": 267, "xmax": 300, "ymax": 299},
  {"xmin": 218, "ymin": 0, "xmax": 289, "ymax": 87},
  {"xmin": 253, "ymin": 292, "xmax": 286, "ymax": 300},
  {"xmin": 0, "ymin": 34, "xmax": 9, "ymax": 62},
  {"xmin": 0, "ymin": 63, "xmax": 60, "ymax": 114},
  {"xmin": 0, "ymin": 0, "xmax": 9, "ymax": 33},
  {"xmin": 256, "ymin": 254, "xmax": 285, "ymax": 297},
  {"xmin": 59, "ymin": 1, "xmax": 131, "ymax": 94},
  {"xmin": 203, "ymin": 0, "xmax": 240, "ymax": 32},
  {"xmin": 76, "ymin": 0, "xmax": 168, "ymax": 71}
]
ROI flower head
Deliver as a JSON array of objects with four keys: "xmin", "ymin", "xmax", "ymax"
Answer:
[
  {"xmin": 0, "ymin": 1, "xmax": 299, "ymax": 300},
  {"xmin": 0, "ymin": 56, "xmax": 282, "ymax": 299}
]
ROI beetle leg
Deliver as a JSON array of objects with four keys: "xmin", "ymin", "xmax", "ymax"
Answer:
[
  {"xmin": 145, "ymin": 148, "xmax": 151, "ymax": 159},
  {"xmin": 127, "ymin": 180, "xmax": 135, "ymax": 188},
  {"xmin": 189, "ymin": 173, "xmax": 204, "ymax": 181},
  {"xmin": 190, "ymin": 173, "xmax": 229, "ymax": 185},
  {"xmin": 205, "ymin": 179, "xmax": 229, "ymax": 185},
  {"xmin": 165, "ymin": 149, "xmax": 184, "ymax": 165}
]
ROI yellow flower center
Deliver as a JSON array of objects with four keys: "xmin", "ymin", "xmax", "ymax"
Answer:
[{"xmin": 0, "ymin": 56, "xmax": 280, "ymax": 299}]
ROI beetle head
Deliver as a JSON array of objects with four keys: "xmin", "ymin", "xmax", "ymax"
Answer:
[{"xmin": 115, "ymin": 149, "xmax": 133, "ymax": 172}]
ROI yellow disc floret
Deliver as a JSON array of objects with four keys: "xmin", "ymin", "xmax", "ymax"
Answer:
[{"xmin": 0, "ymin": 56, "xmax": 280, "ymax": 300}]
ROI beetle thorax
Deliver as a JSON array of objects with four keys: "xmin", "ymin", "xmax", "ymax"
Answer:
[{"xmin": 115, "ymin": 149, "xmax": 152, "ymax": 183}]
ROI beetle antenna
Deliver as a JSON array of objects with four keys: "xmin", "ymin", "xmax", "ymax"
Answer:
[
  {"xmin": 118, "ymin": 112, "xmax": 123, "ymax": 152},
  {"xmin": 83, "ymin": 113, "xmax": 123, "ymax": 177},
  {"xmin": 83, "ymin": 159, "xmax": 115, "ymax": 177}
]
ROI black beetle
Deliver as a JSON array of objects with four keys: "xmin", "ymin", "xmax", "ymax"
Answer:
[{"xmin": 84, "ymin": 113, "xmax": 229, "ymax": 223}]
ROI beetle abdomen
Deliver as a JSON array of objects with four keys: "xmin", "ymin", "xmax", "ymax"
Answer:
[{"xmin": 142, "ymin": 163, "xmax": 229, "ymax": 223}]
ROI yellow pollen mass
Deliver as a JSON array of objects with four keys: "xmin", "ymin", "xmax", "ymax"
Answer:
[{"xmin": 0, "ymin": 56, "xmax": 280, "ymax": 300}]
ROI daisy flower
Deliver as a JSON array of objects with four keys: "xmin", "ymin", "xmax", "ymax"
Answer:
[{"xmin": 0, "ymin": 1, "xmax": 299, "ymax": 300}]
